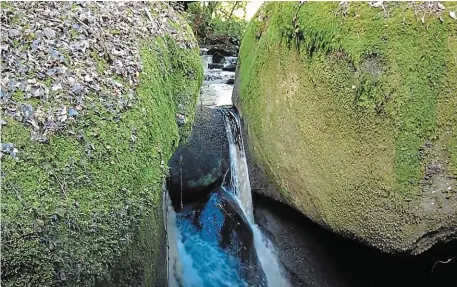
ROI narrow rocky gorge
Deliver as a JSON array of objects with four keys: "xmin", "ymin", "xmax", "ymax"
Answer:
[
  {"xmin": 165, "ymin": 39, "xmax": 457, "ymax": 287},
  {"xmin": 2, "ymin": 2, "xmax": 457, "ymax": 287},
  {"xmin": 166, "ymin": 47, "xmax": 289, "ymax": 286},
  {"xmin": 166, "ymin": 2, "xmax": 457, "ymax": 286}
]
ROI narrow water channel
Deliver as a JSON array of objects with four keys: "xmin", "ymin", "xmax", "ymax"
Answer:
[
  {"xmin": 165, "ymin": 52, "xmax": 289, "ymax": 287},
  {"xmin": 163, "ymin": 48, "xmax": 457, "ymax": 287}
]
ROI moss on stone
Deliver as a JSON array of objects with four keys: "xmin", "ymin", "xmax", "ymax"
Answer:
[
  {"xmin": 1, "ymin": 13, "xmax": 202, "ymax": 287},
  {"xmin": 1, "ymin": 1, "xmax": 13, "ymax": 9},
  {"xmin": 236, "ymin": 2, "xmax": 457, "ymax": 253}
]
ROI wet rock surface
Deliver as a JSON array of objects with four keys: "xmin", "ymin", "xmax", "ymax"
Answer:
[
  {"xmin": 255, "ymin": 194, "xmax": 346, "ymax": 287},
  {"xmin": 212, "ymin": 52, "xmax": 226, "ymax": 64},
  {"xmin": 222, "ymin": 64, "xmax": 237, "ymax": 72},
  {"xmin": 168, "ymin": 107, "xmax": 229, "ymax": 203},
  {"xmin": 169, "ymin": 49, "xmax": 240, "ymax": 201},
  {"xmin": 226, "ymin": 78, "xmax": 235, "ymax": 85},
  {"xmin": 206, "ymin": 43, "xmax": 238, "ymax": 57},
  {"xmin": 254, "ymin": 193, "xmax": 457, "ymax": 287},
  {"xmin": 208, "ymin": 63, "xmax": 224, "ymax": 69}
]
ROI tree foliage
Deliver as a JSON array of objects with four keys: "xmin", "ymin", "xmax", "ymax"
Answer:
[{"xmin": 186, "ymin": 1, "xmax": 248, "ymax": 45}]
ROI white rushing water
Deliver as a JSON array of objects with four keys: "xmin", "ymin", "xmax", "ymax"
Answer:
[
  {"xmin": 223, "ymin": 109, "xmax": 289, "ymax": 287},
  {"xmin": 224, "ymin": 110, "xmax": 254, "ymax": 221},
  {"xmin": 199, "ymin": 55, "xmax": 235, "ymax": 106}
]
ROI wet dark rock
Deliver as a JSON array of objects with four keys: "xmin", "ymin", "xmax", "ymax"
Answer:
[
  {"xmin": 225, "ymin": 78, "xmax": 235, "ymax": 85},
  {"xmin": 207, "ymin": 44, "xmax": 238, "ymax": 57},
  {"xmin": 254, "ymin": 193, "xmax": 457, "ymax": 287},
  {"xmin": 222, "ymin": 64, "xmax": 236, "ymax": 72},
  {"xmin": 254, "ymin": 194, "xmax": 345, "ymax": 287},
  {"xmin": 208, "ymin": 63, "xmax": 224, "ymax": 69},
  {"xmin": 168, "ymin": 107, "xmax": 229, "ymax": 203},
  {"xmin": 212, "ymin": 52, "xmax": 226, "ymax": 64}
]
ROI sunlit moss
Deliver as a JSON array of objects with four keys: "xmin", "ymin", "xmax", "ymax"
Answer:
[
  {"xmin": 237, "ymin": 2, "xmax": 457, "ymax": 253},
  {"xmin": 1, "ymin": 10, "xmax": 202, "ymax": 287}
]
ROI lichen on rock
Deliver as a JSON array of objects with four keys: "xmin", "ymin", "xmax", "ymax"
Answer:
[
  {"xmin": 1, "ymin": 1, "xmax": 202, "ymax": 286},
  {"xmin": 235, "ymin": 1, "xmax": 457, "ymax": 254}
]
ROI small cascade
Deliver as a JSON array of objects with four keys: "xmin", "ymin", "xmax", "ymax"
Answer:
[
  {"xmin": 222, "ymin": 107, "xmax": 289, "ymax": 287},
  {"xmin": 200, "ymin": 52, "xmax": 237, "ymax": 106},
  {"xmin": 223, "ymin": 107, "xmax": 253, "ymax": 221}
]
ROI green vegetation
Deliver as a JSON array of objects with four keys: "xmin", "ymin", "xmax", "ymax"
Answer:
[
  {"xmin": 1, "ymin": 1, "xmax": 13, "ymax": 9},
  {"xmin": 186, "ymin": 1, "xmax": 248, "ymax": 45},
  {"xmin": 69, "ymin": 29, "xmax": 79, "ymax": 39},
  {"xmin": 90, "ymin": 51, "xmax": 109, "ymax": 74},
  {"xmin": 1, "ymin": 19, "xmax": 202, "ymax": 287},
  {"xmin": 237, "ymin": 2, "xmax": 457, "ymax": 253}
]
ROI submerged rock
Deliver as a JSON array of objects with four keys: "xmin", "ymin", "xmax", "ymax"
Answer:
[
  {"xmin": 226, "ymin": 78, "xmax": 235, "ymax": 85},
  {"xmin": 176, "ymin": 187, "xmax": 267, "ymax": 286},
  {"xmin": 235, "ymin": 2, "xmax": 457, "ymax": 254},
  {"xmin": 169, "ymin": 107, "xmax": 229, "ymax": 203}
]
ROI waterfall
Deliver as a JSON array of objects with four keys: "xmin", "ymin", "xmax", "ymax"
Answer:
[
  {"xmin": 223, "ymin": 108, "xmax": 254, "ymax": 220},
  {"xmin": 223, "ymin": 108, "xmax": 290, "ymax": 287}
]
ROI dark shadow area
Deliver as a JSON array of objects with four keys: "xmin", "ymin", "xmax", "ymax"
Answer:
[{"xmin": 254, "ymin": 193, "xmax": 457, "ymax": 287}]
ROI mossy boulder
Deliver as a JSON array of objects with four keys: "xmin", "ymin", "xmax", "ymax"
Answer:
[
  {"xmin": 1, "ymin": 2, "xmax": 202, "ymax": 286},
  {"xmin": 235, "ymin": 2, "xmax": 457, "ymax": 254}
]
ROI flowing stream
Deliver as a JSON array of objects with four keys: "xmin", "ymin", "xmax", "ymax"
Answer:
[
  {"xmin": 166, "ymin": 52, "xmax": 288, "ymax": 287},
  {"xmin": 223, "ymin": 107, "xmax": 289, "ymax": 287}
]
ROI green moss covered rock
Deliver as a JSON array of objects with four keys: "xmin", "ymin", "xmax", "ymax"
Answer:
[
  {"xmin": 235, "ymin": 1, "xmax": 457, "ymax": 254},
  {"xmin": 1, "ymin": 2, "xmax": 202, "ymax": 286}
]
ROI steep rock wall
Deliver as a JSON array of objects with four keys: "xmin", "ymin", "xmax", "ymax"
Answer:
[
  {"xmin": 1, "ymin": 2, "xmax": 202, "ymax": 286},
  {"xmin": 234, "ymin": 1, "xmax": 457, "ymax": 254}
]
